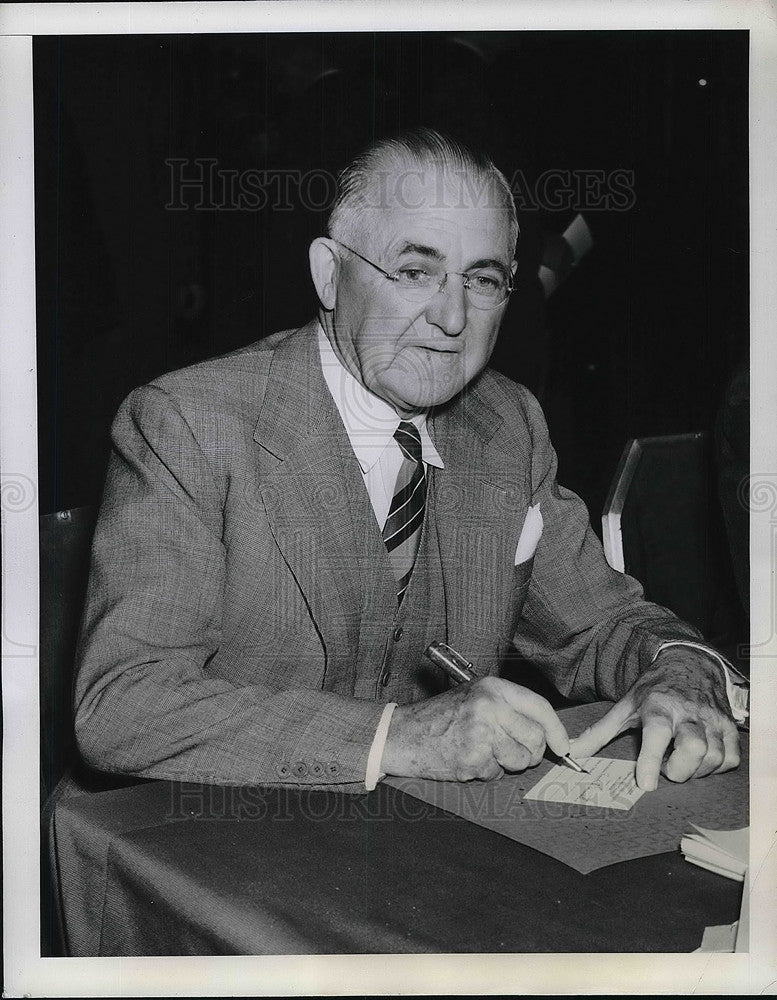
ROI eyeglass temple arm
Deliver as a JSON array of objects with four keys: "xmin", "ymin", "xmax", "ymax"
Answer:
[
  {"xmin": 337, "ymin": 239, "xmax": 514, "ymax": 293},
  {"xmin": 335, "ymin": 241, "xmax": 396, "ymax": 280}
]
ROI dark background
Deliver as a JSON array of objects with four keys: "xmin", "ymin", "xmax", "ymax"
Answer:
[{"xmin": 33, "ymin": 30, "xmax": 748, "ymax": 540}]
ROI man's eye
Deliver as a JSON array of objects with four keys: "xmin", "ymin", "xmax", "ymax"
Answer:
[
  {"xmin": 397, "ymin": 267, "xmax": 433, "ymax": 285},
  {"xmin": 469, "ymin": 272, "xmax": 501, "ymax": 290}
]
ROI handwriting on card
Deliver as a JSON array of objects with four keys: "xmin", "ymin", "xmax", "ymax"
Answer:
[{"xmin": 524, "ymin": 757, "xmax": 645, "ymax": 811}]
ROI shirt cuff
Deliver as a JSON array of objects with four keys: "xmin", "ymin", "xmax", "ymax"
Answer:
[
  {"xmin": 653, "ymin": 640, "xmax": 749, "ymax": 724},
  {"xmin": 365, "ymin": 702, "xmax": 398, "ymax": 791}
]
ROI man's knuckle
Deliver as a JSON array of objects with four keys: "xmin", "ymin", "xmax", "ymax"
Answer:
[
  {"xmin": 466, "ymin": 692, "xmax": 492, "ymax": 718},
  {"xmin": 464, "ymin": 718, "xmax": 494, "ymax": 748},
  {"xmin": 477, "ymin": 676, "xmax": 500, "ymax": 697},
  {"xmin": 722, "ymin": 748, "xmax": 741, "ymax": 770},
  {"xmin": 457, "ymin": 757, "xmax": 498, "ymax": 781},
  {"xmin": 524, "ymin": 734, "xmax": 544, "ymax": 760},
  {"xmin": 684, "ymin": 733, "xmax": 708, "ymax": 756},
  {"xmin": 457, "ymin": 740, "xmax": 490, "ymax": 770},
  {"xmin": 507, "ymin": 746, "xmax": 531, "ymax": 771},
  {"xmin": 722, "ymin": 718, "xmax": 740, "ymax": 740}
]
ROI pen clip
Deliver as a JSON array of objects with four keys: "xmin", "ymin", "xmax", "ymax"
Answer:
[
  {"xmin": 435, "ymin": 641, "xmax": 476, "ymax": 675},
  {"xmin": 424, "ymin": 640, "xmax": 478, "ymax": 683}
]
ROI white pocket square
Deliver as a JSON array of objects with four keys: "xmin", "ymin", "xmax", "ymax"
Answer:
[{"xmin": 514, "ymin": 504, "xmax": 543, "ymax": 564}]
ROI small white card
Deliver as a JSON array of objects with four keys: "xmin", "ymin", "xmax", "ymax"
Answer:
[{"xmin": 524, "ymin": 757, "xmax": 645, "ymax": 811}]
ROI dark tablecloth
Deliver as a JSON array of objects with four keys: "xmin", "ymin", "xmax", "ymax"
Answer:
[{"xmin": 51, "ymin": 777, "xmax": 743, "ymax": 955}]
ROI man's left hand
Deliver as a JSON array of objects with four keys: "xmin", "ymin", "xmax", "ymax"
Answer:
[{"xmin": 569, "ymin": 647, "xmax": 741, "ymax": 790}]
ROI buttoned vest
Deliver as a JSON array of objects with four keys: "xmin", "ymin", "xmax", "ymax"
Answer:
[{"xmin": 342, "ymin": 467, "xmax": 449, "ymax": 705}]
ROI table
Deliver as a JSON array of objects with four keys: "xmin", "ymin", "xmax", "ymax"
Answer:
[{"xmin": 50, "ymin": 773, "xmax": 744, "ymax": 956}]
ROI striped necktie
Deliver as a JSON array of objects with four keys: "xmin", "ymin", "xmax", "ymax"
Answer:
[{"xmin": 382, "ymin": 421, "xmax": 427, "ymax": 604}]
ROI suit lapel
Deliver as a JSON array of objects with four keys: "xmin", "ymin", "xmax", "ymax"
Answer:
[
  {"xmin": 253, "ymin": 327, "xmax": 532, "ymax": 679},
  {"xmin": 431, "ymin": 375, "xmax": 531, "ymax": 659},
  {"xmin": 253, "ymin": 323, "xmax": 372, "ymax": 689}
]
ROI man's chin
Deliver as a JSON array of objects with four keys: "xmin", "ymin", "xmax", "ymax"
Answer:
[
  {"xmin": 369, "ymin": 366, "xmax": 474, "ymax": 413},
  {"xmin": 388, "ymin": 385, "xmax": 465, "ymax": 414}
]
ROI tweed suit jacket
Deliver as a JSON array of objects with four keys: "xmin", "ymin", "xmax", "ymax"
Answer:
[{"xmin": 73, "ymin": 320, "xmax": 703, "ymax": 790}]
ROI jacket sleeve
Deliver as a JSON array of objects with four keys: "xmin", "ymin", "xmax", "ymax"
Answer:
[
  {"xmin": 512, "ymin": 385, "xmax": 706, "ymax": 703},
  {"xmin": 73, "ymin": 384, "xmax": 386, "ymax": 790}
]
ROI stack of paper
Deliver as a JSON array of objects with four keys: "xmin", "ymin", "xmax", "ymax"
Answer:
[{"xmin": 681, "ymin": 825, "xmax": 748, "ymax": 881}]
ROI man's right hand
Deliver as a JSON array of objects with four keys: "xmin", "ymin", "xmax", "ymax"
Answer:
[{"xmin": 380, "ymin": 677, "xmax": 571, "ymax": 782}]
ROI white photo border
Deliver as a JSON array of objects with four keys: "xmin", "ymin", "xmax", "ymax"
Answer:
[{"xmin": 2, "ymin": 2, "xmax": 776, "ymax": 995}]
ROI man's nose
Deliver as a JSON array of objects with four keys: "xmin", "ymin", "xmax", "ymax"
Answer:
[{"xmin": 423, "ymin": 273, "xmax": 467, "ymax": 337}]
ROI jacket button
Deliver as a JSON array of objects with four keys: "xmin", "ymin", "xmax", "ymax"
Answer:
[
  {"xmin": 326, "ymin": 762, "xmax": 340, "ymax": 776},
  {"xmin": 292, "ymin": 761, "xmax": 308, "ymax": 778},
  {"xmin": 310, "ymin": 761, "xmax": 324, "ymax": 777},
  {"xmin": 276, "ymin": 762, "xmax": 291, "ymax": 778},
  {"xmin": 380, "ymin": 670, "xmax": 392, "ymax": 686},
  {"xmin": 393, "ymin": 626, "xmax": 403, "ymax": 641}
]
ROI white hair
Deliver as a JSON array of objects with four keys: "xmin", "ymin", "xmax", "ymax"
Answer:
[{"xmin": 327, "ymin": 128, "xmax": 519, "ymax": 256}]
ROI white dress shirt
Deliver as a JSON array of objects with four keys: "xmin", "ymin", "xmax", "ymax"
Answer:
[
  {"xmin": 318, "ymin": 326, "xmax": 444, "ymax": 529},
  {"xmin": 317, "ymin": 326, "xmax": 748, "ymax": 792}
]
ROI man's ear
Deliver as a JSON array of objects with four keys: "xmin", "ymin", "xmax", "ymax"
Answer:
[{"xmin": 309, "ymin": 238, "xmax": 340, "ymax": 311}]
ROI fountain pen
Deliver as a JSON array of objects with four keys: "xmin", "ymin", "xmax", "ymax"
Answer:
[{"xmin": 423, "ymin": 640, "xmax": 589, "ymax": 774}]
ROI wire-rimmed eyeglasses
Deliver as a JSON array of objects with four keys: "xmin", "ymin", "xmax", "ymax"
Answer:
[{"xmin": 335, "ymin": 240, "xmax": 513, "ymax": 310}]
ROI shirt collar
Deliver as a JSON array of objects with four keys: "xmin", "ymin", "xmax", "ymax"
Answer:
[{"xmin": 318, "ymin": 324, "xmax": 444, "ymax": 474}]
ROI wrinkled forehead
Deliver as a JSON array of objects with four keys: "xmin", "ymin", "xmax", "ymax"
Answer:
[{"xmin": 353, "ymin": 164, "xmax": 514, "ymax": 261}]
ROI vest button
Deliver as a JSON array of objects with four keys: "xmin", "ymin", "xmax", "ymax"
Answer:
[
  {"xmin": 380, "ymin": 669, "xmax": 392, "ymax": 686},
  {"xmin": 393, "ymin": 626, "xmax": 403, "ymax": 641}
]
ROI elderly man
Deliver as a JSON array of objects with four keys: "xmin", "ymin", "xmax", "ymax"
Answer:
[{"xmin": 73, "ymin": 129, "xmax": 746, "ymax": 795}]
